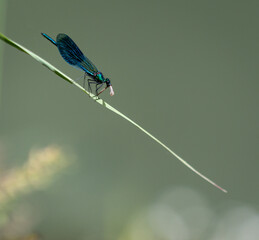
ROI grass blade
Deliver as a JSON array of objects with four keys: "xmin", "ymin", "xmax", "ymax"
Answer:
[{"xmin": 0, "ymin": 32, "xmax": 227, "ymax": 193}]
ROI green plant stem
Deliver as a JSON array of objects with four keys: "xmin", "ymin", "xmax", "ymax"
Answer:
[{"xmin": 0, "ymin": 32, "xmax": 227, "ymax": 193}]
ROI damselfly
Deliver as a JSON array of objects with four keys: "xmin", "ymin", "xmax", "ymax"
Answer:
[{"xmin": 41, "ymin": 33, "xmax": 114, "ymax": 96}]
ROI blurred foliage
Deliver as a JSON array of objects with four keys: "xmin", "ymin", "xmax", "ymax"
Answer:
[{"xmin": 0, "ymin": 145, "xmax": 71, "ymax": 239}]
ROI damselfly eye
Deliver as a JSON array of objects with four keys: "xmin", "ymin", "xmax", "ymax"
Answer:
[{"xmin": 106, "ymin": 78, "xmax": 111, "ymax": 86}]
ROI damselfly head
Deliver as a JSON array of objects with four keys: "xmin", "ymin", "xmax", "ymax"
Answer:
[
  {"xmin": 105, "ymin": 78, "xmax": 111, "ymax": 86},
  {"xmin": 105, "ymin": 78, "xmax": 114, "ymax": 96}
]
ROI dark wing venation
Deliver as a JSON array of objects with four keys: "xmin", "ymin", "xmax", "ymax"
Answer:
[
  {"xmin": 78, "ymin": 55, "xmax": 99, "ymax": 75},
  {"xmin": 56, "ymin": 34, "xmax": 98, "ymax": 76}
]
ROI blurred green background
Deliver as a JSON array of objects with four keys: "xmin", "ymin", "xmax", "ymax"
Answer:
[{"xmin": 0, "ymin": 0, "xmax": 259, "ymax": 239}]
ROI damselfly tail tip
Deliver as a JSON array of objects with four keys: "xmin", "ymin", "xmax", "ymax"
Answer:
[{"xmin": 109, "ymin": 86, "xmax": 114, "ymax": 96}]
